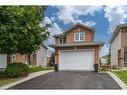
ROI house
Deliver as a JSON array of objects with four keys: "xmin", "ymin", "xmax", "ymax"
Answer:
[
  {"xmin": 109, "ymin": 24, "xmax": 127, "ymax": 68},
  {"xmin": 100, "ymin": 55, "xmax": 109, "ymax": 65},
  {"xmin": 53, "ymin": 23, "xmax": 104, "ymax": 71},
  {"xmin": 0, "ymin": 44, "xmax": 48, "ymax": 69}
]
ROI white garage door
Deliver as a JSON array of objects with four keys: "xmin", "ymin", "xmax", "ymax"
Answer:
[
  {"xmin": 59, "ymin": 50, "xmax": 94, "ymax": 71},
  {"xmin": 0, "ymin": 54, "xmax": 7, "ymax": 68}
]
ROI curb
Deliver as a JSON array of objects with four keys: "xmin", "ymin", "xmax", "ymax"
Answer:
[
  {"xmin": 107, "ymin": 71, "xmax": 127, "ymax": 90},
  {"xmin": 0, "ymin": 70, "xmax": 53, "ymax": 90}
]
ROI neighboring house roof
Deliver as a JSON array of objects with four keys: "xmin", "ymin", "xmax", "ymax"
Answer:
[
  {"xmin": 41, "ymin": 43, "xmax": 48, "ymax": 49},
  {"xmin": 53, "ymin": 23, "xmax": 95, "ymax": 38},
  {"xmin": 55, "ymin": 42, "xmax": 104, "ymax": 48},
  {"xmin": 109, "ymin": 24, "xmax": 127, "ymax": 43}
]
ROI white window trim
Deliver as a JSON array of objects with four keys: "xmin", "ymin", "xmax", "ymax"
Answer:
[
  {"xmin": 60, "ymin": 37, "xmax": 66, "ymax": 44},
  {"xmin": 74, "ymin": 32, "xmax": 85, "ymax": 42}
]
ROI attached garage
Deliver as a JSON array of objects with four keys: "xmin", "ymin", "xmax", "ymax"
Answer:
[
  {"xmin": 0, "ymin": 54, "xmax": 7, "ymax": 69},
  {"xmin": 59, "ymin": 50, "xmax": 94, "ymax": 71}
]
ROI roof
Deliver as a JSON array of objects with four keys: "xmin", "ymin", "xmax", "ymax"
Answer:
[
  {"xmin": 41, "ymin": 43, "xmax": 48, "ymax": 49},
  {"xmin": 53, "ymin": 23, "xmax": 95, "ymax": 38},
  {"xmin": 109, "ymin": 24, "xmax": 127, "ymax": 43},
  {"xmin": 55, "ymin": 42, "xmax": 104, "ymax": 48}
]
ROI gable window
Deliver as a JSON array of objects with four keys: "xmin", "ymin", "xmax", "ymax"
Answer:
[
  {"xmin": 74, "ymin": 32, "xmax": 85, "ymax": 42},
  {"xmin": 60, "ymin": 37, "xmax": 66, "ymax": 44},
  {"xmin": 124, "ymin": 49, "xmax": 127, "ymax": 64}
]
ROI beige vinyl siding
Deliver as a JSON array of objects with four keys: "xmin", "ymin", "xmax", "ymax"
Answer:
[
  {"xmin": 36, "ymin": 46, "xmax": 47, "ymax": 66},
  {"xmin": 111, "ymin": 31, "xmax": 121, "ymax": 67}
]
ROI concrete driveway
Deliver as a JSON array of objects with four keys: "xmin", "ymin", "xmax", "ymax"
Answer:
[{"xmin": 8, "ymin": 71, "xmax": 121, "ymax": 89}]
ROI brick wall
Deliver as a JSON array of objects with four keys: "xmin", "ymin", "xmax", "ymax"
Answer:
[{"xmin": 66, "ymin": 25, "xmax": 93, "ymax": 44}]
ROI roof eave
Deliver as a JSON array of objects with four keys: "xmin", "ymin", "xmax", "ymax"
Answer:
[{"xmin": 55, "ymin": 43, "xmax": 104, "ymax": 48}]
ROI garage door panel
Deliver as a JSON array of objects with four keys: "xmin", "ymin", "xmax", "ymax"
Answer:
[{"xmin": 59, "ymin": 51, "xmax": 94, "ymax": 71}]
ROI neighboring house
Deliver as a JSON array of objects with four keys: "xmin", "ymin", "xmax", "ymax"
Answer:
[
  {"xmin": 100, "ymin": 55, "xmax": 108, "ymax": 65},
  {"xmin": 53, "ymin": 23, "xmax": 104, "ymax": 71},
  {"xmin": 0, "ymin": 44, "xmax": 48, "ymax": 69},
  {"xmin": 109, "ymin": 24, "xmax": 127, "ymax": 68}
]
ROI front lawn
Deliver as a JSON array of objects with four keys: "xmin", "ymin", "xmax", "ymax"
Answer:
[
  {"xmin": 29, "ymin": 66, "xmax": 54, "ymax": 73},
  {"xmin": 0, "ymin": 66, "xmax": 54, "ymax": 87},
  {"xmin": 112, "ymin": 70, "xmax": 127, "ymax": 85},
  {"xmin": 0, "ymin": 71, "xmax": 23, "ymax": 87}
]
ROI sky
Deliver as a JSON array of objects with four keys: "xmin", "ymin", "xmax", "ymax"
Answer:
[{"xmin": 41, "ymin": 6, "xmax": 127, "ymax": 57}]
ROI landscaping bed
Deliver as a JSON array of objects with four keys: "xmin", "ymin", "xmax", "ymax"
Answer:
[
  {"xmin": 112, "ymin": 70, "xmax": 127, "ymax": 85},
  {"xmin": 0, "ymin": 66, "xmax": 54, "ymax": 87}
]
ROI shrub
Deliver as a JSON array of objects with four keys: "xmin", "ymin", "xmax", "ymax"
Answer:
[{"xmin": 5, "ymin": 62, "xmax": 30, "ymax": 78}]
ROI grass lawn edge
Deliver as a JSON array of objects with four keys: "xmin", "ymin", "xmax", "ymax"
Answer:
[{"xmin": 107, "ymin": 71, "xmax": 127, "ymax": 90}]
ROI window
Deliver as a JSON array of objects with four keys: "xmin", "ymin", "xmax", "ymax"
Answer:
[
  {"xmin": 33, "ymin": 54, "xmax": 36, "ymax": 59},
  {"xmin": 60, "ymin": 37, "xmax": 66, "ymax": 44},
  {"xmin": 74, "ymin": 32, "xmax": 85, "ymax": 42},
  {"xmin": 124, "ymin": 49, "xmax": 127, "ymax": 63},
  {"xmin": 12, "ymin": 54, "xmax": 16, "ymax": 61}
]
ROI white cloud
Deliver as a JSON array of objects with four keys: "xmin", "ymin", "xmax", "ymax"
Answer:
[
  {"xmin": 40, "ymin": 17, "xmax": 52, "ymax": 27},
  {"xmin": 40, "ymin": 17, "xmax": 63, "ymax": 46},
  {"xmin": 74, "ymin": 20, "xmax": 96, "ymax": 27},
  {"xmin": 104, "ymin": 6, "xmax": 127, "ymax": 33},
  {"xmin": 49, "ymin": 23, "xmax": 62, "ymax": 36},
  {"xmin": 84, "ymin": 21, "xmax": 96, "ymax": 27},
  {"xmin": 99, "ymin": 44, "xmax": 109, "ymax": 57},
  {"xmin": 56, "ymin": 6, "xmax": 103, "ymax": 24},
  {"xmin": 44, "ymin": 23, "xmax": 63, "ymax": 45}
]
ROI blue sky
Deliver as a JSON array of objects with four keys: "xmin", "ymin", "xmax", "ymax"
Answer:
[{"xmin": 41, "ymin": 6, "xmax": 127, "ymax": 56}]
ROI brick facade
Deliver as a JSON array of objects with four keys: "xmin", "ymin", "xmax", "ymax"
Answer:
[
  {"xmin": 7, "ymin": 54, "xmax": 36, "ymax": 65},
  {"xmin": 66, "ymin": 25, "xmax": 93, "ymax": 44},
  {"xmin": 54, "ymin": 24, "xmax": 102, "ymax": 68},
  {"xmin": 120, "ymin": 28, "xmax": 127, "ymax": 67},
  {"xmin": 117, "ymin": 28, "xmax": 127, "ymax": 67}
]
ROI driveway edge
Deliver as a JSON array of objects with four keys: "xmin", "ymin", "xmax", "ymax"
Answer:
[
  {"xmin": 0, "ymin": 70, "xmax": 53, "ymax": 90},
  {"xmin": 107, "ymin": 71, "xmax": 127, "ymax": 90}
]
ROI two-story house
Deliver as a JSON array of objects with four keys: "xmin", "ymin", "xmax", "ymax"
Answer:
[
  {"xmin": 53, "ymin": 23, "xmax": 104, "ymax": 71},
  {"xmin": 109, "ymin": 24, "xmax": 127, "ymax": 68}
]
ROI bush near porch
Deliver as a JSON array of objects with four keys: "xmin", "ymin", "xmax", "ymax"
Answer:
[{"xmin": 5, "ymin": 62, "xmax": 30, "ymax": 78}]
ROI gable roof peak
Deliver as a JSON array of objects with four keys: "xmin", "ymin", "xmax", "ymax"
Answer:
[
  {"xmin": 53, "ymin": 23, "xmax": 95, "ymax": 38},
  {"xmin": 109, "ymin": 23, "xmax": 127, "ymax": 43}
]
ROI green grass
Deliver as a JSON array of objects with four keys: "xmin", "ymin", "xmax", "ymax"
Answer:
[
  {"xmin": 29, "ymin": 66, "xmax": 54, "ymax": 73},
  {"xmin": 0, "ymin": 71, "xmax": 23, "ymax": 87},
  {"xmin": 112, "ymin": 70, "xmax": 127, "ymax": 85},
  {"xmin": 0, "ymin": 66, "xmax": 54, "ymax": 87}
]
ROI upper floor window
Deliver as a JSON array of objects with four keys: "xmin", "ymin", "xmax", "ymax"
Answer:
[
  {"xmin": 60, "ymin": 37, "xmax": 66, "ymax": 44},
  {"xmin": 74, "ymin": 32, "xmax": 85, "ymax": 42}
]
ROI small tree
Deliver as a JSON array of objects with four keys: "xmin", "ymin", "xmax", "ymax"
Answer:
[{"xmin": 0, "ymin": 6, "xmax": 50, "ymax": 64}]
